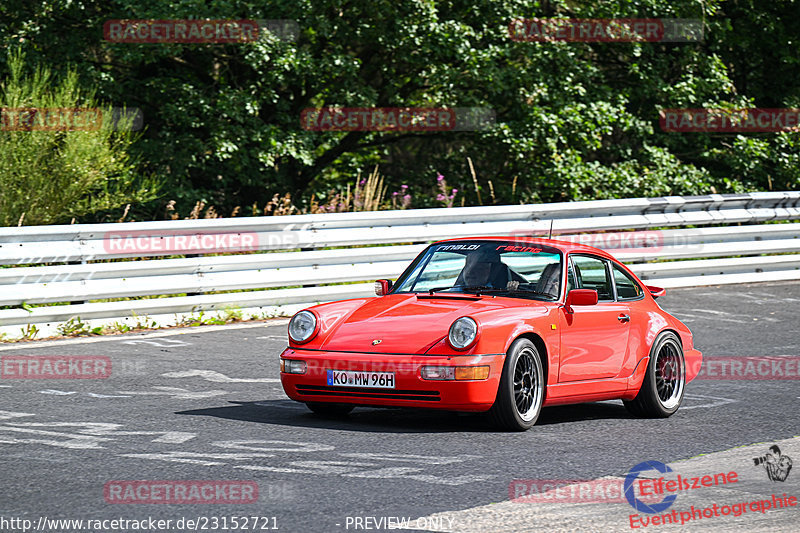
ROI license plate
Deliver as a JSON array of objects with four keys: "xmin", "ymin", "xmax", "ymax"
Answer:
[{"xmin": 327, "ymin": 370, "xmax": 395, "ymax": 389}]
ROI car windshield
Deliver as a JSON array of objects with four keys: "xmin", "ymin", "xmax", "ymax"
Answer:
[{"xmin": 393, "ymin": 241, "xmax": 563, "ymax": 300}]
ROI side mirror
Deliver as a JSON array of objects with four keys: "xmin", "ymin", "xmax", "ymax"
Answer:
[
  {"xmin": 374, "ymin": 279, "xmax": 393, "ymax": 296},
  {"xmin": 565, "ymin": 289, "xmax": 598, "ymax": 314},
  {"xmin": 646, "ymin": 285, "xmax": 666, "ymax": 299}
]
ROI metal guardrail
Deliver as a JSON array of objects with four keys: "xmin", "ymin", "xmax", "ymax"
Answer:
[{"xmin": 1, "ymin": 192, "xmax": 798, "ymax": 339}]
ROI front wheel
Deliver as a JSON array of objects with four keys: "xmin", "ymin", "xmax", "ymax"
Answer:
[
  {"xmin": 306, "ymin": 402, "xmax": 355, "ymax": 416},
  {"xmin": 624, "ymin": 332, "xmax": 685, "ymax": 418},
  {"xmin": 489, "ymin": 338, "xmax": 545, "ymax": 431}
]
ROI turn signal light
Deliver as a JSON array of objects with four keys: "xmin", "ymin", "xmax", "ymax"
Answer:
[{"xmin": 455, "ymin": 366, "xmax": 490, "ymax": 381}]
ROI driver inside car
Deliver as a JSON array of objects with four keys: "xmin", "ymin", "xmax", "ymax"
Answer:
[{"xmin": 455, "ymin": 248, "xmax": 511, "ymax": 289}]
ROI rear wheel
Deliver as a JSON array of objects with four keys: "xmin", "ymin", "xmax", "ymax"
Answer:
[
  {"xmin": 489, "ymin": 338, "xmax": 544, "ymax": 431},
  {"xmin": 306, "ymin": 402, "xmax": 355, "ymax": 416},
  {"xmin": 623, "ymin": 332, "xmax": 685, "ymax": 418}
]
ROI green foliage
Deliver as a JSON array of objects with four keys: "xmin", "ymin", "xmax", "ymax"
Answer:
[
  {"xmin": 110, "ymin": 322, "xmax": 132, "ymax": 334},
  {"xmin": 1, "ymin": 0, "xmax": 798, "ymax": 221},
  {"xmin": 221, "ymin": 306, "xmax": 244, "ymax": 322},
  {"xmin": 0, "ymin": 49, "xmax": 157, "ymax": 226},
  {"xmin": 19, "ymin": 323, "xmax": 39, "ymax": 340},
  {"xmin": 57, "ymin": 316, "xmax": 89, "ymax": 336}
]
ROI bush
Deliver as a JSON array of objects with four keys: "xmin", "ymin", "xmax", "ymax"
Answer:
[{"xmin": 0, "ymin": 49, "xmax": 157, "ymax": 226}]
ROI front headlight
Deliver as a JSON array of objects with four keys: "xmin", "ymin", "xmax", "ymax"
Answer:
[
  {"xmin": 448, "ymin": 317, "xmax": 478, "ymax": 350},
  {"xmin": 288, "ymin": 310, "xmax": 317, "ymax": 343}
]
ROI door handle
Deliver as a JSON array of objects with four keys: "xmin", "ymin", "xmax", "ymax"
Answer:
[{"xmin": 617, "ymin": 314, "xmax": 630, "ymax": 323}]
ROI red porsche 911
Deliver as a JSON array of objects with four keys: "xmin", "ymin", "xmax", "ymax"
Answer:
[{"xmin": 279, "ymin": 237, "xmax": 702, "ymax": 430}]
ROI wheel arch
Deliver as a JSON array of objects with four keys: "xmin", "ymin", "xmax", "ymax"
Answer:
[
  {"xmin": 652, "ymin": 327, "xmax": 683, "ymax": 352},
  {"xmin": 509, "ymin": 331, "xmax": 549, "ymax": 395}
]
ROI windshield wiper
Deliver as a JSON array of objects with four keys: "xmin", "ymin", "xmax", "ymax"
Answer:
[
  {"xmin": 423, "ymin": 285, "xmax": 555, "ymax": 299},
  {"xmin": 426, "ymin": 286, "xmax": 458, "ymax": 295},
  {"xmin": 461, "ymin": 285, "xmax": 508, "ymax": 296},
  {"xmin": 425, "ymin": 285, "xmax": 492, "ymax": 295},
  {"xmin": 465, "ymin": 285, "xmax": 557, "ymax": 298}
]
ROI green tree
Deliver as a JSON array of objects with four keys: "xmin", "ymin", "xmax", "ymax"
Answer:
[
  {"xmin": 0, "ymin": 49, "xmax": 157, "ymax": 226},
  {"xmin": 1, "ymin": 0, "xmax": 797, "ymax": 220}
]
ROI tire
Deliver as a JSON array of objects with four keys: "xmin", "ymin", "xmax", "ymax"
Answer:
[
  {"xmin": 489, "ymin": 338, "xmax": 545, "ymax": 431},
  {"xmin": 306, "ymin": 402, "xmax": 355, "ymax": 416},
  {"xmin": 623, "ymin": 332, "xmax": 685, "ymax": 418}
]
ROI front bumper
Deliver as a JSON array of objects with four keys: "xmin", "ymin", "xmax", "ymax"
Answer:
[{"xmin": 279, "ymin": 348, "xmax": 504, "ymax": 411}]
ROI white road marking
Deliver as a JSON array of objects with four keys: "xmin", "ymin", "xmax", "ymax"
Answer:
[
  {"xmin": 676, "ymin": 313, "xmax": 747, "ymax": 324},
  {"xmin": 681, "ymin": 394, "xmax": 738, "ymax": 410},
  {"xmin": 0, "ymin": 411, "xmax": 35, "ymax": 420},
  {"xmin": 0, "ymin": 430, "xmax": 108, "ymax": 449},
  {"xmin": 63, "ymin": 424, "xmax": 195, "ymax": 443},
  {"xmin": 0, "ymin": 419, "xmax": 196, "ymax": 449},
  {"xmin": 257, "ymin": 335, "xmax": 286, "ymax": 340},
  {"xmin": 118, "ymin": 451, "xmax": 273, "ymax": 466},
  {"xmin": 340, "ymin": 453, "xmax": 483, "ymax": 465},
  {"xmin": 737, "ymin": 292, "xmax": 769, "ymax": 301},
  {"xmin": 740, "ymin": 292, "xmax": 780, "ymax": 301},
  {"xmin": 162, "ymin": 369, "xmax": 280, "ymax": 383},
  {"xmin": 237, "ymin": 464, "xmax": 322, "ymax": 474},
  {"xmin": 150, "ymin": 432, "xmax": 197, "ymax": 444},
  {"xmin": 34, "ymin": 390, "xmax": 132, "ymax": 398},
  {"xmin": 344, "ymin": 468, "xmax": 492, "ymax": 486},
  {"xmin": 116, "ymin": 386, "xmax": 227, "ymax": 400},
  {"xmin": 238, "ymin": 460, "xmax": 378, "ymax": 475},
  {"xmin": 0, "ymin": 319, "xmax": 290, "ymax": 351},
  {"xmin": 212, "ymin": 440, "xmax": 336, "ymax": 453},
  {"xmin": 599, "ymin": 395, "xmax": 737, "ymax": 411},
  {"xmin": 121, "ymin": 338, "xmax": 191, "ymax": 347},
  {"xmin": 118, "ymin": 440, "xmax": 339, "ymax": 467},
  {"xmin": 124, "ymin": 441, "xmax": 491, "ymax": 486}
]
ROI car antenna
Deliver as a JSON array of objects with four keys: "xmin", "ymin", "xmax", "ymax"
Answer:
[{"xmin": 548, "ymin": 219, "xmax": 554, "ymax": 240}]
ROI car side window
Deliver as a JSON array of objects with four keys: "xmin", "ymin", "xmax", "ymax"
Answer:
[
  {"xmin": 612, "ymin": 263, "xmax": 644, "ymax": 300},
  {"xmin": 571, "ymin": 255, "xmax": 614, "ymax": 301}
]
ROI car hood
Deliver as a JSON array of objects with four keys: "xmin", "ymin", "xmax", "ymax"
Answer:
[{"xmin": 317, "ymin": 293, "xmax": 517, "ymax": 354}]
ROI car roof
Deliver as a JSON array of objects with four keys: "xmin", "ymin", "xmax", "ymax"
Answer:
[{"xmin": 433, "ymin": 236, "xmax": 619, "ymax": 261}]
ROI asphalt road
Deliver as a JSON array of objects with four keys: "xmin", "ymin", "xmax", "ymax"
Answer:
[{"xmin": 0, "ymin": 281, "xmax": 798, "ymax": 533}]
